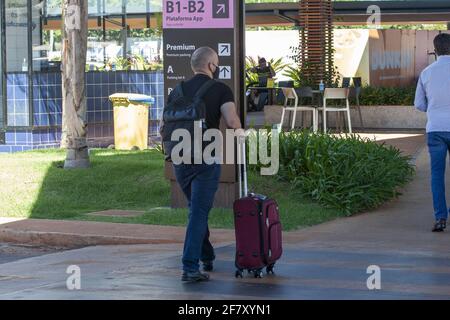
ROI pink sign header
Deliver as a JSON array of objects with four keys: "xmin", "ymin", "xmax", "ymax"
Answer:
[{"xmin": 163, "ymin": 0, "xmax": 234, "ymax": 29}]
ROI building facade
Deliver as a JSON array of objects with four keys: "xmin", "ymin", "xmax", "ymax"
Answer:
[{"xmin": 0, "ymin": 0, "xmax": 164, "ymax": 152}]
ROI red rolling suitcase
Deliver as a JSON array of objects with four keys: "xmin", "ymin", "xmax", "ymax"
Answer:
[{"xmin": 233, "ymin": 138, "xmax": 283, "ymax": 278}]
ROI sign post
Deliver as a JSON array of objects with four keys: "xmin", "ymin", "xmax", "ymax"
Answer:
[{"xmin": 162, "ymin": 0, "xmax": 245, "ymax": 208}]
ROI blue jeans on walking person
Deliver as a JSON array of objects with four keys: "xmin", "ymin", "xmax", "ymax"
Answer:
[
  {"xmin": 427, "ymin": 132, "xmax": 450, "ymax": 221},
  {"xmin": 173, "ymin": 163, "xmax": 221, "ymax": 272}
]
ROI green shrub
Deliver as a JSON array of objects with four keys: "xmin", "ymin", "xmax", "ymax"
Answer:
[
  {"xmin": 353, "ymin": 86, "xmax": 416, "ymax": 106},
  {"xmin": 250, "ymin": 131, "xmax": 415, "ymax": 215}
]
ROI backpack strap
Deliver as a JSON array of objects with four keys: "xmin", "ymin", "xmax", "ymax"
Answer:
[
  {"xmin": 172, "ymin": 82, "xmax": 185, "ymax": 98},
  {"xmin": 194, "ymin": 79, "xmax": 216, "ymax": 100}
]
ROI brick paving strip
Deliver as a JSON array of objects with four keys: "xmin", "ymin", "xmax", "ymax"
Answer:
[
  {"xmin": 0, "ymin": 218, "xmax": 235, "ymax": 249},
  {"xmin": 86, "ymin": 210, "xmax": 146, "ymax": 218}
]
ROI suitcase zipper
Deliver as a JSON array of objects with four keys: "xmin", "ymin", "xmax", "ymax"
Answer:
[
  {"xmin": 266, "ymin": 202, "xmax": 281, "ymax": 261},
  {"xmin": 259, "ymin": 200, "xmax": 274, "ymax": 264},
  {"xmin": 268, "ymin": 221, "xmax": 281, "ymax": 260},
  {"xmin": 257, "ymin": 201, "xmax": 266, "ymax": 264}
]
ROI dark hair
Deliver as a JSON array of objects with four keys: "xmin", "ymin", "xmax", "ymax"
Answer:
[
  {"xmin": 259, "ymin": 57, "xmax": 266, "ymax": 63},
  {"xmin": 434, "ymin": 33, "xmax": 450, "ymax": 56}
]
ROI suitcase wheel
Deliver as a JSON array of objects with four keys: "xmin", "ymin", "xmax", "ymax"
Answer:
[
  {"xmin": 253, "ymin": 269, "xmax": 264, "ymax": 278},
  {"xmin": 235, "ymin": 270, "xmax": 244, "ymax": 278},
  {"xmin": 266, "ymin": 264, "xmax": 275, "ymax": 275}
]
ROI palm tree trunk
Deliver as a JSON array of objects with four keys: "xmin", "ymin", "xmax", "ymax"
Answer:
[{"xmin": 61, "ymin": 0, "xmax": 90, "ymax": 168}]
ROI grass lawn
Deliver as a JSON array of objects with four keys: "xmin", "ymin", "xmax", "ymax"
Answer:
[{"xmin": 0, "ymin": 149, "xmax": 343, "ymax": 231}]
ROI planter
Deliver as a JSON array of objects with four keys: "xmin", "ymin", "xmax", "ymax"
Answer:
[{"xmin": 263, "ymin": 105, "xmax": 427, "ymax": 130}]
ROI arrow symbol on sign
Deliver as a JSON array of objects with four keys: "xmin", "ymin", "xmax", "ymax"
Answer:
[
  {"xmin": 220, "ymin": 46, "xmax": 229, "ymax": 55},
  {"xmin": 216, "ymin": 4, "xmax": 226, "ymax": 14},
  {"xmin": 221, "ymin": 67, "xmax": 230, "ymax": 77}
]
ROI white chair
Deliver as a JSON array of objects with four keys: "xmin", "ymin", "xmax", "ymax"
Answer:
[
  {"xmin": 280, "ymin": 87, "xmax": 318, "ymax": 132},
  {"xmin": 318, "ymin": 88, "xmax": 352, "ymax": 133}
]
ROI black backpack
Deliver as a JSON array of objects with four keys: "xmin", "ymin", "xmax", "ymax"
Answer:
[{"xmin": 160, "ymin": 79, "xmax": 216, "ymax": 162}]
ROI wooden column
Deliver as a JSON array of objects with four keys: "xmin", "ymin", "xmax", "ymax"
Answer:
[{"xmin": 298, "ymin": 0, "xmax": 334, "ymax": 86}]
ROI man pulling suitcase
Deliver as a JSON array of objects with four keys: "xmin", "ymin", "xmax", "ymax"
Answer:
[
  {"xmin": 161, "ymin": 47, "xmax": 242, "ymax": 282},
  {"xmin": 233, "ymin": 137, "xmax": 283, "ymax": 278}
]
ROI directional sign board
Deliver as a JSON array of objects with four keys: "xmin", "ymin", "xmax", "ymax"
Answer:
[
  {"xmin": 163, "ymin": 0, "xmax": 245, "ymax": 208},
  {"xmin": 218, "ymin": 43, "xmax": 231, "ymax": 56},
  {"xmin": 163, "ymin": 0, "xmax": 234, "ymax": 29},
  {"xmin": 163, "ymin": 0, "xmax": 239, "ymax": 101},
  {"xmin": 213, "ymin": 0, "xmax": 230, "ymax": 19},
  {"xmin": 219, "ymin": 66, "xmax": 232, "ymax": 79}
]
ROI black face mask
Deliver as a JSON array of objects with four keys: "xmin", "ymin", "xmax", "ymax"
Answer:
[{"xmin": 212, "ymin": 64, "xmax": 220, "ymax": 79}]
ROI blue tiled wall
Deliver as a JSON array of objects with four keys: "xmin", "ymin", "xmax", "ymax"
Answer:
[
  {"xmin": 4, "ymin": 128, "xmax": 61, "ymax": 144},
  {"xmin": 7, "ymin": 73, "xmax": 30, "ymax": 127},
  {"xmin": 84, "ymin": 71, "xmax": 164, "ymax": 129},
  {"xmin": 33, "ymin": 73, "xmax": 62, "ymax": 127},
  {"xmin": 2, "ymin": 71, "xmax": 164, "ymax": 152},
  {"xmin": 0, "ymin": 128, "xmax": 61, "ymax": 153},
  {"xmin": 7, "ymin": 71, "xmax": 164, "ymax": 129}
]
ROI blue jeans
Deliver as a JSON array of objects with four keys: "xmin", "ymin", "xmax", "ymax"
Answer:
[
  {"xmin": 256, "ymin": 92, "xmax": 268, "ymax": 111},
  {"xmin": 173, "ymin": 163, "xmax": 221, "ymax": 272},
  {"xmin": 427, "ymin": 132, "xmax": 450, "ymax": 221}
]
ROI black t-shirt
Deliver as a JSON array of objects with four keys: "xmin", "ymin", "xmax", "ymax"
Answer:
[
  {"xmin": 167, "ymin": 74, "xmax": 234, "ymax": 130},
  {"xmin": 254, "ymin": 66, "xmax": 273, "ymax": 89},
  {"xmin": 255, "ymin": 66, "xmax": 273, "ymax": 78}
]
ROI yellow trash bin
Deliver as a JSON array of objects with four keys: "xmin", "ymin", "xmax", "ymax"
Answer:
[{"xmin": 109, "ymin": 93, "xmax": 154, "ymax": 151}]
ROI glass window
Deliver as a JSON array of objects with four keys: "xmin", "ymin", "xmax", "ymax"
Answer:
[
  {"xmin": 127, "ymin": 0, "xmax": 147, "ymax": 13},
  {"xmin": 127, "ymin": 0, "xmax": 160, "ymax": 14},
  {"xmin": 86, "ymin": 18, "xmax": 125, "ymax": 70},
  {"xmin": 46, "ymin": 0, "xmax": 61, "ymax": 16},
  {"xmin": 127, "ymin": 27, "xmax": 163, "ymax": 70},
  {"xmin": 126, "ymin": 1, "xmax": 163, "ymax": 70},
  {"xmin": 105, "ymin": 0, "xmax": 124, "ymax": 15},
  {"xmin": 0, "ymin": 2, "xmax": 3, "ymax": 130},
  {"xmin": 104, "ymin": 19, "xmax": 125, "ymax": 62},
  {"xmin": 87, "ymin": 28, "xmax": 105, "ymax": 69},
  {"xmin": 150, "ymin": 0, "xmax": 162, "ymax": 13},
  {"xmin": 47, "ymin": 0, "xmax": 98, "ymax": 16},
  {"xmin": 5, "ymin": 0, "xmax": 29, "ymax": 72},
  {"xmin": 88, "ymin": 0, "xmax": 99, "ymax": 15},
  {"xmin": 32, "ymin": 0, "xmax": 62, "ymax": 72}
]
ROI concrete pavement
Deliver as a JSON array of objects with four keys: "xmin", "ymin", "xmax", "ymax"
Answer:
[
  {"xmin": 0, "ymin": 243, "xmax": 60, "ymax": 264},
  {"xmin": 1, "ymin": 144, "xmax": 450, "ymax": 299}
]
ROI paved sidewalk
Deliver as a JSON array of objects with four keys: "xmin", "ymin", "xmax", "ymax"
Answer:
[
  {"xmin": 0, "ymin": 243, "xmax": 60, "ymax": 264},
  {"xmin": 359, "ymin": 133, "xmax": 425, "ymax": 158},
  {"xmin": 284, "ymin": 144, "xmax": 450, "ymax": 253},
  {"xmin": 1, "ymin": 145, "xmax": 450, "ymax": 299}
]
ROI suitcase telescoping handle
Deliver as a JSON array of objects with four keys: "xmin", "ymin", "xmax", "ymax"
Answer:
[{"xmin": 237, "ymin": 135, "xmax": 248, "ymax": 198}]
